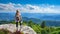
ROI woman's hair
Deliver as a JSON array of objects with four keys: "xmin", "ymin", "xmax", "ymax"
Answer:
[
  {"xmin": 16, "ymin": 10, "xmax": 19, "ymax": 13},
  {"xmin": 16, "ymin": 10, "xmax": 20, "ymax": 15}
]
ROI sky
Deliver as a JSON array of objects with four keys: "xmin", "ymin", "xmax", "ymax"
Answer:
[{"xmin": 0, "ymin": 0, "xmax": 60, "ymax": 13}]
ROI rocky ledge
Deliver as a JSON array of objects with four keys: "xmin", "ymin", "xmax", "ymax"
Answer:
[{"xmin": 0, "ymin": 24, "xmax": 36, "ymax": 34}]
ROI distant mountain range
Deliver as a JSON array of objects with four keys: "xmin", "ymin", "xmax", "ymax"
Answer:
[
  {"xmin": 0, "ymin": 13, "xmax": 60, "ymax": 20},
  {"xmin": 0, "ymin": 13, "xmax": 60, "ymax": 26}
]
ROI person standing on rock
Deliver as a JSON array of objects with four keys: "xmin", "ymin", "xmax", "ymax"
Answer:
[{"xmin": 15, "ymin": 10, "xmax": 22, "ymax": 31}]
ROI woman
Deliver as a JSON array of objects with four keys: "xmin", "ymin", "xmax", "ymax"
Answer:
[{"xmin": 15, "ymin": 10, "xmax": 22, "ymax": 31}]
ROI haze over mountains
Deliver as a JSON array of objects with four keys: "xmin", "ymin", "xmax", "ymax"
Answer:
[
  {"xmin": 0, "ymin": 13, "xmax": 60, "ymax": 26},
  {"xmin": 0, "ymin": 13, "xmax": 60, "ymax": 20}
]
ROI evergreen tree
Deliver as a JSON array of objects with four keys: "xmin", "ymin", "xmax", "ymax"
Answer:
[{"xmin": 41, "ymin": 21, "xmax": 46, "ymax": 28}]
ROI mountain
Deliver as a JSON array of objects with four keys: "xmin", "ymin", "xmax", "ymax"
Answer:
[
  {"xmin": 0, "ymin": 13, "xmax": 60, "ymax": 26},
  {"xmin": 0, "ymin": 13, "xmax": 60, "ymax": 21},
  {"xmin": 22, "ymin": 13, "xmax": 60, "ymax": 20},
  {"xmin": 22, "ymin": 17, "xmax": 41, "ymax": 24}
]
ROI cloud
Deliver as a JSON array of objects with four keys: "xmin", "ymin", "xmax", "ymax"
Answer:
[
  {"xmin": 0, "ymin": 3, "xmax": 22, "ymax": 13},
  {"xmin": 0, "ymin": 3, "xmax": 60, "ymax": 13}
]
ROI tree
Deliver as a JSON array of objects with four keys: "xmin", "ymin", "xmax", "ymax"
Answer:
[{"xmin": 41, "ymin": 21, "xmax": 46, "ymax": 28}]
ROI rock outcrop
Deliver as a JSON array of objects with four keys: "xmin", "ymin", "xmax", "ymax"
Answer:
[{"xmin": 0, "ymin": 24, "xmax": 36, "ymax": 34}]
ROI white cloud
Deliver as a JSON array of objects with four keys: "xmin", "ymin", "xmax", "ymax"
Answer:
[{"xmin": 0, "ymin": 3, "xmax": 60, "ymax": 13}]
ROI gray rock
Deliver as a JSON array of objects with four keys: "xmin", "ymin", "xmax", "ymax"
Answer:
[{"xmin": 0, "ymin": 24, "xmax": 36, "ymax": 34}]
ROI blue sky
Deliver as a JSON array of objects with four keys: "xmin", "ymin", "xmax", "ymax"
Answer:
[
  {"xmin": 0, "ymin": 0, "xmax": 60, "ymax": 13},
  {"xmin": 0, "ymin": 0, "xmax": 60, "ymax": 5}
]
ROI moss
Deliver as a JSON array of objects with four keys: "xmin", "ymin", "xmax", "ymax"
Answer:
[{"xmin": 0, "ymin": 29, "xmax": 10, "ymax": 34}]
